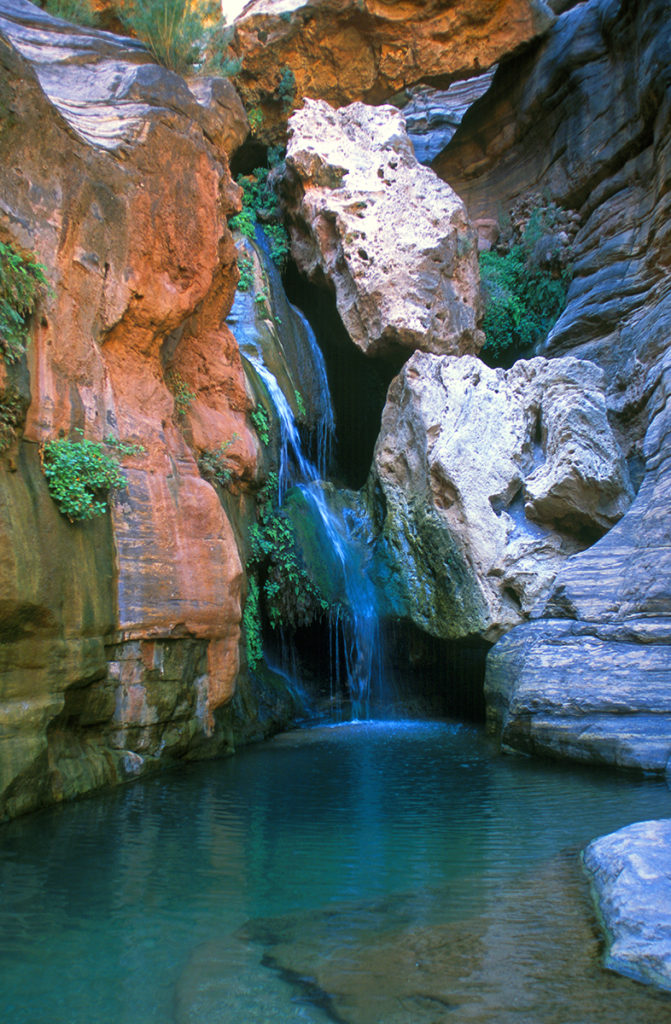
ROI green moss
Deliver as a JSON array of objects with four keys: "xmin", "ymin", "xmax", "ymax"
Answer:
[
  {"xmin": 0, "ymin": 385, "xmax": 27, "ymax": 452},
  {"xmin": 165, "ymin": 368, "xmax": 196, "ymax": 419},
  {"xmin": 246, "ymin": 474, "xmax": 329, "ymax": 638},
  {"xmin": 237, "ymin": 254, "xmax": 254, "ymax": 292},
  {"xmin": 250, "ymin": 405, "xmax": 270, "ymax": 446}
]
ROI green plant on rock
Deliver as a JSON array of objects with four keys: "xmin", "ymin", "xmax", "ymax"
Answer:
[
  {"xmin": 42, "ymin": 0, "xmax": 101, "ymax": 26},
  {"xmin": 103, "ymin": 434, "xmax": 146, "ymax": 457},
  {"xmin": 277, "ymin": 66, "xmax": 296, "ymax": 112},
  {"xmin": 479, "ymin": 204, "xmax": 572, "ymax": 361},
  {"xmin": 229, "ymin": 166, "xmax": 290, "ymax": 271},
  {"xmin": 0, "ymin": 240, "xmax": 48, "ymax": 365},
  {"xmin": 250, "ymin": 404, "xmax": 270, "ymax": 446},
  {"xmin": 198, "ymin": 433, "xmax": 239, "ymax": 487},
  {"xmin": 237, "ymin": 254, "xmax": 254, "ymax": 292},
  {"xmin": 294, "ymin": 388, "xmax": 306, "ymax": 418},
  {"xmin": 243, "ymin": 575, "xmax": 264, "ymax": 670},
  {"xmin": 0, "ymin": 386, "xmax": 27, "ymax": 452},
  {"xmin": 41, "ymin": 432, "xmax": 127, "ymax": 521},
  {"xmin": 247, "ymin": 107, "xmax": 264, "ymax": 136},
  {"xmin": 166, "ymin": 368, "xmax": 196, "ymax": 419},
  {"xmin": 254, "ymin": 289, "xmax": 271, "ymax": 319},
  {"xmin": 247, "ymin": 473, "xmax": 329, "ymax": 634}
]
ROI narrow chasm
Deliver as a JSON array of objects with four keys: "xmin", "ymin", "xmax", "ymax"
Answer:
[
  {"xmin": 240, "ymin": 242, "xmax": 487, "ymax": 724},
  {"xmin": 283, "ymin": 262, "xmax": 406, "ymax": 489}
]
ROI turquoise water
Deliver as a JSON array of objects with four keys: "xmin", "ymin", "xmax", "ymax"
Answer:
[{"xmin": 1, "ymin": 720, "xmax": 671, "ymax": 1023}]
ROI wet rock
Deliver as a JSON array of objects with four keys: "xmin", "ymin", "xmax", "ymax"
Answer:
[
  {"xmin": 583, "ymin": 820, "xmax": 671, "ymax": 991},
  {"xmin": 230, "ymin": 0, "xmax": 555, "ymax": 143},
  {"xmin": 283, "ymin": 99, "xmax": 483, "ymax": 358},
  {"xmin": 373, "ymin": 353, "xmax": 632, "ymax": 641},
  {"xmin": 0, "ymin": 0, "xmax": 256, "ymax": 819}
]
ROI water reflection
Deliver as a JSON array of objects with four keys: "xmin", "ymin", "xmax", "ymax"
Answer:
[{"xmin": 1, "ymin": 721, "xmax": 670, "ymax": 1022}]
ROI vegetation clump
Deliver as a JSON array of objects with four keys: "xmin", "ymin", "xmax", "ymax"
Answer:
[
  {"xmin": 244, "ymin": 473, "xmax": 328, "ymax": 669},
  {"xmin": 237, "ymin": 254, "xmax": 254, "ymax": 292},
  {"xmin": 41, "ymin": 432, "xmax": 128, "ymax": 521},
  {"xmin": 250, "ymin": 404, "xmax": 270, "ymax": 446},
  {"xmin": 42, "ymin": 0, "xmax": 241, "ymax": 77},
  {"xmin": 0, "ymin": 240, "xmax": 48, "ymax": 365},
  {"xmin": 43, "ymin": 0, "xmax": 100, "ymax": 26},
  {"xmin": 229, "ymin": 165, "xmax": 290, "ymax": 271},
  {"xmin": 0, "ymin": 386, "xmax": 27, "ymax": 452},
  {"xmin": 479, "ymin": 199, "xmax": 575, "ymax": 362},
  {"xmin": 198, "ymin": 434, "xmax": 238, "ymax": 488},
  {"xmin": 166, "ymin": 368, "xmax": 196, "ymax": 419}
]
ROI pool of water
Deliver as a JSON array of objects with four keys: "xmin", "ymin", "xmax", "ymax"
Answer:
[{"xmin": 1, "ymin": 720, "xmax": 671, "ymax": 1023}]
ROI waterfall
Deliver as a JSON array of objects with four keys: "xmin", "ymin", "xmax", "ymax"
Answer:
[{"xmin": 230, "ymin": 235, "xmax": 381, "ymax": 716}]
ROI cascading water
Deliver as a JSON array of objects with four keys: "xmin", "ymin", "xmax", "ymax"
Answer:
[{"xmin": 228, "ymin": 232, "xmax": 382, "ymax": 716}]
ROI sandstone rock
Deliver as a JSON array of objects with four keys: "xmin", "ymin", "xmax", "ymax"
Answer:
[
  {"xmin": 283, "ymin": 99, "xmax": 483, "ymax": 358},
  {"xmin": 231, "ymin": 0, "xmax": 555, "ymax": 143},
  {"xmin": 434, "ymin": 0, "xmax": 671, "ymax": 398},
  {"xmin": 399, "ymin": 73, "xmax": 495, "ymax": 166},
  {"xmin": 434, "ymin": 0, "xmax": 671, "ymax": 771},
  {"xmin": 0, "ymin": 1, "xmax": 258, "ymax": 819},
  {"xmin": 373, "ymin": 353, "xmax": 632, "ymax": 641},
  {"xmin": 583, "ymin": 820, "xmax": 671, "ymax": 991}
]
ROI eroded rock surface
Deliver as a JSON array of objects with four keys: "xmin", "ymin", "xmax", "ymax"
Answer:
[
  {"xmin": 231, "ymin": 0, "xmax": 555, "ymax": 142},
  {"xmin": 373, "ymin": 352, "xmax": 631, "ymax": 641},
  {"xmin": 283, "ymin": 100, "xmax": 483, "ymax": 358},
  {"xmin": 0, "ymin": 1, "xmax": 265, "ymax": 819},
  {"xmin": 433, "ymin": 0, "xmax": 671, "ymax": 770},
  {"xmin": 583, "ymin": 820, "xmax": 671, "ymax": 992}
]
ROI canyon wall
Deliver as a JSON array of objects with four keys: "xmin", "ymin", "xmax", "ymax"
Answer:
[
  {"xmin": 0, "ymin": 0, "xmax": 297, "ymax": 821},
  {"xmin": 434, "ymin": 0, "xmax": 671, "ymax": 771}
]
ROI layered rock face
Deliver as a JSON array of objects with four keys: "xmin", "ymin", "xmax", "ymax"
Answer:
[
  {"xmin": 583, "ymin": 820, "xmax": 671, "ymax": 991},
  {"xmin": 283, "ymin": 99, "xmax": 483, "ymax": 358},
  {"xmin": 231, "ymin": 0, "xmax": 555, "ymax": 142},
  {"xmin": 373, "ymin": 353, "xmax": 632, "ymax": 641},
  {"xmin": 431, "ymin": 0, "xmax": 671, "ymax": 770},
  {"xmin": 0, "ymin": 0, "xmax": 285, "ymax": 820}
]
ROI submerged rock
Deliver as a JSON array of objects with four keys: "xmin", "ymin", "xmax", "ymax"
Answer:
[
  {"xmin": 583, "ymin": 820, "xmax": 671, "ymax": 992},
  {"xmin": 373, "ymin": 352, "xmax": 632, "ymax": 641},
  {"xmin": 230, "ymin": 0, "xmax": 555, "ymax": 142},
  {"xmin": 283, "ymin": 99, "xmax": 484, "ymax": 358}
]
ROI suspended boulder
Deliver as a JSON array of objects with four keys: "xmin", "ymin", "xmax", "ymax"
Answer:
[{"xmin": 283, "ymin": 99, "xmax": 484, "ymax": 359}]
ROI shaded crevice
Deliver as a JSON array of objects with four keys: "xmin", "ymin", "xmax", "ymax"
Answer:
[
  {"xmin": 271, "ymin": 616, "xmax": 489, "ymax": 723},
  {"xmin": 283, "ymin": 261, "xmax": 408, "ymax": 488}
]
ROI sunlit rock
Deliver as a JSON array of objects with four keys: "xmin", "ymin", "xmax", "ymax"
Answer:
[
  {"xmin": 230, "ymin": 0, "xmax": 555, "ymax": 143},
  {"xmin": 0, "ymin": 0, "xmax": 253, "ymax": 819},
  {"xmin": 283, "ymin": 99, "xmax": 484, "ymax": 358},
  {"xmin": 373, "ymin": 352, "xmax": 632, "ymax": 641}
]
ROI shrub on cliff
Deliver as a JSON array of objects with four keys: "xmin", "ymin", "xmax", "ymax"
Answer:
[
  {"xmin": 118, "ymin": 0, "xmax": 239, "ymax": 76},
  {"xmin": 0, "ymin": 241, "xmax": 48, "ymax": 365},
  {"xmin": 229, "ymin": 165, "xmax": 290, "ymax": 271},
  {"xmin": 479, "ymin": 204, "xmax": 573, "ymax": 361},
  {"xmin": 244, "ymin": 473, "xmax": 328, "ymax": 669},
  {"xmin": 41, "ymin": 434, "xmax": 128, "ymax": 521}
]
